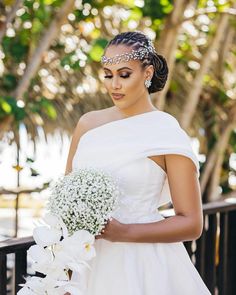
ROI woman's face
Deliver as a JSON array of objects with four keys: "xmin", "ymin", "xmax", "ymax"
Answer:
[{"xmin": 102, "ymin": 45, "xmax": 153, "ymax": 110}]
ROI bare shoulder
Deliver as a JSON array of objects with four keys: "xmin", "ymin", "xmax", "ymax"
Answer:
[{"xmin": 77, "ymin": 107, "xmax": 115, "ymax": 136}]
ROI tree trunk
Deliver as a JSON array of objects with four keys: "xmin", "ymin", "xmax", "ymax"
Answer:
[
  {"xmin": 0, "ymin": 115, "xmax": 14, "ymax": 138},
  {"xmin": 152, "ymin": 0, "xmax": 190, "ymax": 110},
  {"xmin": 216, "ymin": 26, "xmax": 235, "ymax": 80},
  {"xmin": 179, "ymin": 13, "xmax": 229, "ymax": 130},
  {"xmin": 12, "ymin": 0, "xmax": 75, "ymax": 100},
  {"xmin": 207, "ymin": 122, "xmax": 236, "ymax": 201}
]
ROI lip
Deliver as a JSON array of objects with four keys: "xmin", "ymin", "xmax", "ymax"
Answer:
[{"xmin": 111, "ymin": 93, "xmax": 125, "ymax": 100}]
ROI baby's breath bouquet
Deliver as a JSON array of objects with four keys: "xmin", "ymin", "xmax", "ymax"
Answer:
[
  {"xmin": 18, "ymin": 168, "xmax": 119, "ymax": 295},
  {"xmin": 48, "ymin": 168, "xmax": 119, "ymax": 236}
]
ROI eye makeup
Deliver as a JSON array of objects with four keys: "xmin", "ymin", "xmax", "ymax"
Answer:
[{"xmin": 104, "ymin": 73, "xmax": 131, "ymax": 79}]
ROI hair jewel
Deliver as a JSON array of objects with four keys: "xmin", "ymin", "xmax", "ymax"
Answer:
[{"xmin": 101, "ymin": 38, "xmax": 157, "ymax": 65}]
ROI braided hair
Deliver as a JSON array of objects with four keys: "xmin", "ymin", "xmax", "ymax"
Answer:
[{"xmin": 104, "ymin": 31, "xmax": 169, "ymax": 94}]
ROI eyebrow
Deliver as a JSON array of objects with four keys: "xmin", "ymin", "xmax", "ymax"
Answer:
[{"xmin": 103, "ymin": 67, "xmax": 133, "ymax": 72}]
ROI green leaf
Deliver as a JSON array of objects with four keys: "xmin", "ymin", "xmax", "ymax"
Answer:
[
  {"xmin": 88, "ymin": 39, "xmax": 108, "ymax": 62},
  {"xmin": 143, "ymin": 0, "xmax": 173, "ymax": 19},
  {"xmin": 89, "ymin": 44, "xmax": 105, "ymax": 62},
  {"xmin": 2, "ymin": 74, "xmax": 17, "ymax": 91},
  {"xmin": 0, "ymin": 96, "xmax": 27, "ymax": 121},
  {"xmin": 39, "ymin": 97, "xmax": 57, "ymax": 119},
  {"xmin": 20, "ymin": 11, "xmax": 31, "ymax": 22},
  {"xmin": 45, "ymin": 104, "xmax": 57, "ymax": 119},
  {"xmin": 115, "ymin": 0, "xmax": 136, "ymax": 7},
  {"xmin": 0, "ymin": 97, "xmax": 12, "ymax": 114},
  {"xmin": 128, "ymin": 7, "xmax": 143, "ymax": 20},
  {"xmin": 1, "ymin": 101, "xmax": 12, "ymax": 113},
  {"xmin": 32, "ymin": 19, "xmax": 44, "ymax": 34}
]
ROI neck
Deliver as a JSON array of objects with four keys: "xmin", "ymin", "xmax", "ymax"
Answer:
[{"xmin": 115, "ymin": 96, "xmax": 158, "ymax": 118}]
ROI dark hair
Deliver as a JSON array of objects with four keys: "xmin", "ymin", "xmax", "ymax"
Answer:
[{"xmin": 104, "ymin": 31, "xmax": 169, "ymax": 94}]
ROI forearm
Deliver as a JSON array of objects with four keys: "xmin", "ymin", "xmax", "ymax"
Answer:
[{"xmin": 122, "ymin": 214, "xmax": 203, "ymax": 243}]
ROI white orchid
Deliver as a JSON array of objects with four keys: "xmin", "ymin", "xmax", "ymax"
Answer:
[
  {"xmin": 27, "ymin": 245, "xmax": 54, "ymax": 275},
  {"xmin": 18, "ymin": 277, "xmax": 46, "ymax": 295},
  {"xmin": 56, "ymin": 280, "xmax": 85, "ymax": 295},
  {"xmin": 17, "ymin": 287, "xmax": 38, "ymax": 295},
  {"xmin": 33, "ymin": 225, "xmax": 62, "ymax": 247},
  {"xmin": 59, "ymin": 230, "xmax": 96, "ymax": 261},
  {"xmin": 43, "ymin": 213, "xmax": 68, "ymax": 238},
  {"xmin": 18, "ymin": 276, "xmax": 69, "ymax": 295},
  {"xmin": 17, "ymin": 168, "xmax": 120, "ymax": 295},
  {"xmin": 28, "ymin": 245, "xmax": 52, "ymax": 264}
]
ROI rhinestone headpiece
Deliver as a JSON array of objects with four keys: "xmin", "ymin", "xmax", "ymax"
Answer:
[{"xmin": 101, "ymin": 39, "xmax": 156, "ymax": 65}]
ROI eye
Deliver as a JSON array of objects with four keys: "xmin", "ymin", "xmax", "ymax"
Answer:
[
  {"xmin": 104, "ymin": 74, "xmax": 131, "ymax": 79},
  {"xmin": 120, "ymin": 74, "xmax": 130, "ymax": 79}
]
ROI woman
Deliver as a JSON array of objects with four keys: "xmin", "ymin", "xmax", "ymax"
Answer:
[{"xmin": 65, "ymin": 31, "xmax": 211, "ymax": 294}]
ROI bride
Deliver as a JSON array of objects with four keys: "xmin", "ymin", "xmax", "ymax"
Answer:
[{"xmin": 65, "ymin": 31, "xmax": 211, "ymax": 294}]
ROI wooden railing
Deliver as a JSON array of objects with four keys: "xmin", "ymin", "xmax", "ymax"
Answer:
[
  {"xmin": 0, "ymin": 237, "xmax": 35, "ymax": 295},
  {"xmin": 1, "ymin": 200, "xmax": 236, "ymax": 295}
]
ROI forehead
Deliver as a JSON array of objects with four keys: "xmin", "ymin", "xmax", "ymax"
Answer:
[{"xmin": 102, "ymin": 45, "xmax": 140, "ymax": 71}]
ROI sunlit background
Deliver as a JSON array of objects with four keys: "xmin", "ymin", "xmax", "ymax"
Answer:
[{"xmin": 0, "ymin": 0, "xmax": 236, "ymax": 240}]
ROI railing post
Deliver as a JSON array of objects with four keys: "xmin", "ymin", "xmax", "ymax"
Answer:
[
  {"xmin": 218, "ymin": 212, "xmax": 228, "ymax": 295},
  {"xmin": 195, "ymin": 215, "xmax": 206, "ymax": 279},
  {"xmin": 14, "ymin": 249, "xmax": 27, "ymax": 293},
  {"xmin": 204, "ymin": 214, "xmax": 217, "ymax": 294},
  {"xmin": 0, "ymin": 253, "xmax": 7, "ymax": 295},
  {"xmin": 228, "ymin": 211, "xmax": 236, "ymax": 295}
]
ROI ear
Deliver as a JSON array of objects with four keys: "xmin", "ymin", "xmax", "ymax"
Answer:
[{"xmin": 144, "ymin": 64, "xmax": 154, "ymax": 80}]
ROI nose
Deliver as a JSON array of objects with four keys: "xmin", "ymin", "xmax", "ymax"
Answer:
[{"xmin": 111, "ymin": 76, "xmax": 121, "ymax": 89}]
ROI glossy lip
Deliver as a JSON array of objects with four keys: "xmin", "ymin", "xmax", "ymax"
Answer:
[{"xmin": 111, "ymin": 93, "xmax": 125, "ymax": 100}]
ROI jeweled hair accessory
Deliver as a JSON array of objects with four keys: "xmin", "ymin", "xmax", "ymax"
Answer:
[{"xmin": 101, "ymin": 39, "xmax": 157, "ymax": 65}]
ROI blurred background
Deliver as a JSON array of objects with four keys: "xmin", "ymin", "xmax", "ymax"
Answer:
[{"xmin": 0, "ymin": 0, "xmax": 236, "ymax": 294}]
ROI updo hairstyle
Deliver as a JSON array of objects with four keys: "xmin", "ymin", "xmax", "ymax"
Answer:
[{"xmin": 104, "ymin": 31, "xmax": 169, "ymax": 93}]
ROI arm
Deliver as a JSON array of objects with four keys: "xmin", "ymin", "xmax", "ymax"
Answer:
[{"xmin": 97, "ymin": 155, "xmax": 203, "ymax": 243}]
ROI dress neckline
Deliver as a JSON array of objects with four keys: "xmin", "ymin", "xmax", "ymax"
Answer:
[{"xmin": 79, "ymin": 109, "xmax": 160, "ymax": 142}]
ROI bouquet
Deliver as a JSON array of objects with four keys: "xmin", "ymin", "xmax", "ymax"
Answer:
[{"xmin": 18, "ymin": 168, "xmax": 119, "ymax": 295}]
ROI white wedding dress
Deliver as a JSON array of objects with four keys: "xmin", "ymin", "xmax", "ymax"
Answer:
[{"xmin": 72, "ymin": 110, "xmax": 211, "ymax": 295}]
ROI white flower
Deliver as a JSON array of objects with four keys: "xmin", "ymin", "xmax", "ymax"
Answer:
[
  {"xmin": 57, "ymin": 281, "xmax": 85, "ymax": 295},
  {"xmin": 27, "ymin": 245, "xmax": 54, "ymax": 275},
  {"xmin": 67, "ymin": 260, "xmax": 90, "ymax": 273},
  {"xmin": 28, "ymin": 245, "xmax": 52, "ymax": 264},
  {"xmin": 33, "ymin": 226, "xmax": 62, "ymax": 247},
  {"xmin": 17, "ymin": 286, "xmax": 38, "ymax": 295},
  {"xmin": 17, "ymin": 277, "xmax": 45, "ymax": 295},
  {"xmin": 18, "ymin": 276, "xmax": 68, "ymax": 295},
  {"xmin": 60, "ymin": 230, "xmax": 95, "ymax": 261},
  {"xmin": 52, "ymin": 230, "xmax": 95, "ymax": 274},
  {"xmin": 24, "ymin": 168, "xmax": 120, "ymax": 294},
  {"xmin": 43, "ymin": 213, "xmax": 60, "ymax": 228},
  {"xmin": 43, "ymin": 213, "xmax": 68, "ymax": 238},
  {"xmin": 47, "ymin": 168, "xmax": 119, "ymax": 235}
]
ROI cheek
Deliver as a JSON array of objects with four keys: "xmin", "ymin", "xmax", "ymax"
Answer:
[
  {"xmin": 126, "ymin": 75, "xmax": 144, "ymax": 92},
  {"xmin": 103, "ymin": 79, "xmax": 110, "ymax": 89}
]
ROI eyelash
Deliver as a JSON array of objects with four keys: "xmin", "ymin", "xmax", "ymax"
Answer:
[{"xmin": 104, "ymin": 74, "xmax": 130, "ymax": 79}]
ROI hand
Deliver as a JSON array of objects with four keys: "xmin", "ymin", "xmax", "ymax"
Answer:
[{"xmin": 95, "ymin": 217, "xmax": 129, "ymax": 242}]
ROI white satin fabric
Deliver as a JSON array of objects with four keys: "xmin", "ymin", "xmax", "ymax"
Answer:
[{"xmin": 71, "ymin": 110, "xmax": 211, "ymax": 295}]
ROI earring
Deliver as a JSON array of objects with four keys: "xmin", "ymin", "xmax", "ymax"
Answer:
[{"xmin": 144, "ymin": 79, "xmax": 152, "ymax": 88}]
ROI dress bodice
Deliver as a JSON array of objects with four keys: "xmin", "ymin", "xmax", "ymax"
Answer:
[
  {"xmin": 73, "ymin": 153, "xmax": 166, "ymax": 223},
  {"xmin": 72, "ymin": 110, "xmax": 199, "ymax": 223}
]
